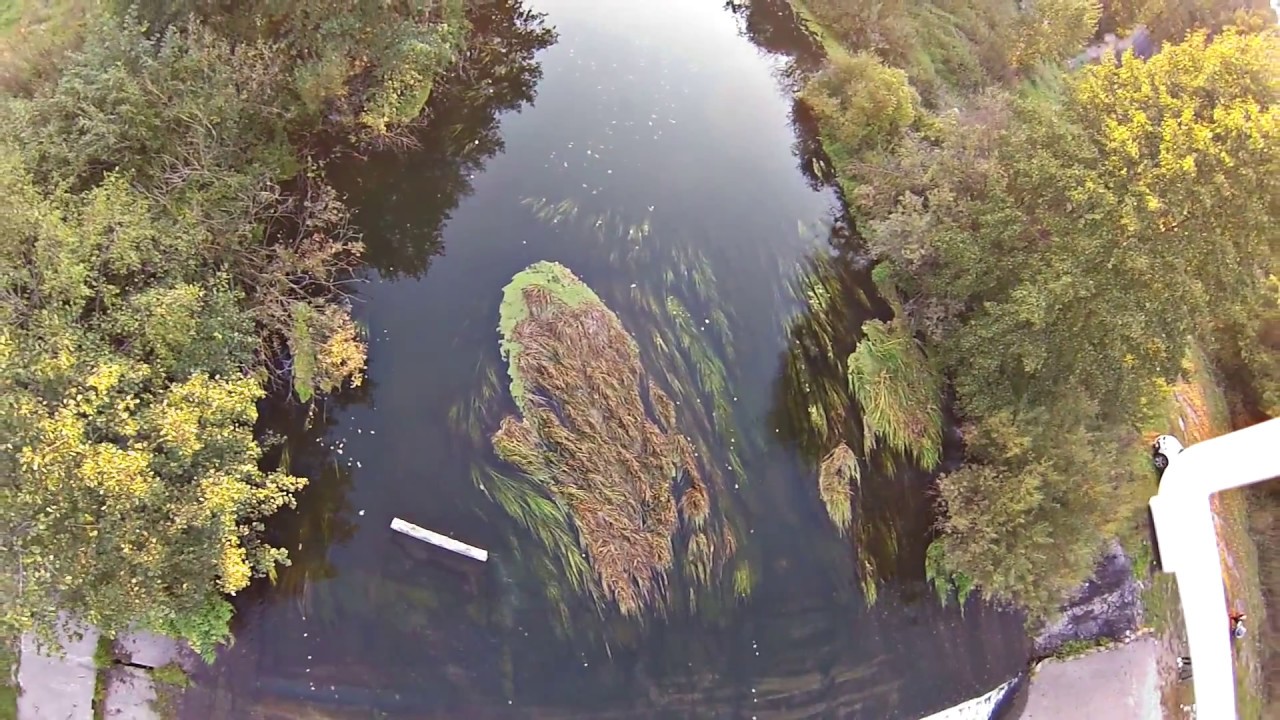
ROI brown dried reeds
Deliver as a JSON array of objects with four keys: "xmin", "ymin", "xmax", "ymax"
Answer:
[
  {"xmin": 493, "ymin": 262, "xmax": 709, "ymax": 616},
  {"xmin": 818, "ymin": 442, "xmax": 859, "ymax": 534}
]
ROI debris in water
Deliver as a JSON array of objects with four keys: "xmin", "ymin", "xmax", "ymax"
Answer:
[{"xmin": 391, "ymin": 517, "xmax": 489, "ymax": 562}]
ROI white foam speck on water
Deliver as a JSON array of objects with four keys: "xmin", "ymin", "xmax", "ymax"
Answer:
[{"xmin": 918, "ymin": 677, "xmax": 1018, "ymax": 720}]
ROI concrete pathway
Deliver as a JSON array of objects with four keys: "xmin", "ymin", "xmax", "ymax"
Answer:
[
  {"xmin": 102, "ymin": 666, "xmax": 158, "ymax": 720},
  {"xmin": 17, "ymin": 619, "xmax": 98, "ymax": 720},
  {"xmin": 116, "ymin": 631, "xmax": 196, "ymax": 672},
  {"xmin": 17, "ymin": 622, "xmax": 193, "ymax": 720},
  {"xmin": 1020, "ymin": 636, "xmax": 1162, "ymax": 720}
]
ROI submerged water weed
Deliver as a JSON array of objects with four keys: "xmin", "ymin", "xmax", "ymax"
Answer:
[
  {"xmin": 925, "ymin": 540, "xmax": 975, "ymax": 610},
  {"xmin": 492, "ymin": 262, "xmax": 712, "ymax": 616},
  {"xmin": 847, "ymin": 319, "xmax": 942, "ymax": 470},
  {"xmin": 521, "ymin": 196, "xmax": 653, "ymax": 262},
  {"xmin": 732, "ymin": 560, "xmax": 754, "ymax": 599},
  {"xmin": 777, "ymin": 254, "xmax": 865, "ymax": 461},
  {"xmin": 778, "ymin": 252, "xmax": 903, "ymax": 607},
  {"xmin": 516, "ymin": 197, "xmax": 753, "ymax": 603},
  {"xmin": 470, "ymin": 465, "xmax": 595, "ymax": 598},
  {"xmin": 448, "ymin": 358, "xmax": 504, "ymax": 444}
]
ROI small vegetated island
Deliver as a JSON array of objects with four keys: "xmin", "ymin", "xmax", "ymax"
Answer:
[{"xmin": 490, "ymin": 261, "xmax": 733, "ymax": 616}]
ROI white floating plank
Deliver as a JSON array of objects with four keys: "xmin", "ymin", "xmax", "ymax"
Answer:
[{"xmin": 391, "ymin": 517, "xmax": 488, "ymax": 562}]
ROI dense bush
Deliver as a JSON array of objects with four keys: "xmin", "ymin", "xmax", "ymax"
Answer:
[
  {"xmin": 799, "ymin": 52, "xmax": 916, "ymax": 169},
  {"xmin": 803, "ymin": 16, "xmax": 1279, "ymax": 614},
  {"xmin": 0, "ymin": 3, "xmax": 466, "ymax": 647},
  {"xmin": 799, "ymin": 0, "xmax": 1099, "ymax": 100}
]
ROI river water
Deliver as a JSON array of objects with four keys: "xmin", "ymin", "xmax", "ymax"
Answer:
[{"xmin": 181, "ymin": 0, "xmax": 1029, "ymax": 717}]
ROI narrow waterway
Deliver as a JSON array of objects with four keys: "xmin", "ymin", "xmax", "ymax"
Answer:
[{"xmin": 182, "ymin": 0, "xmax": 1029, "ymax": 717}]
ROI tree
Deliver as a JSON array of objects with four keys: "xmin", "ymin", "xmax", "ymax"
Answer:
[
  {"xmin": 849, "ymin": 29, "xmax": 1279, "ymax": 613},
  {"xmin": 932, "ymin": 407, "xmax": 1130, "ymax": 618},
  {"xmin": 1009, "ymin": 0, "xmax": 1102, "ymax": 70},
  {"xmin": 0, "ymin": 0, "xmax": 472, "ymax": 647},
  {"xmin": 0, "ymin": 150, "xmax": 302, "ymax": 651},
  {"xmin": 861, "ymin": 29, "xmax": 1279, "ymax": 425}
]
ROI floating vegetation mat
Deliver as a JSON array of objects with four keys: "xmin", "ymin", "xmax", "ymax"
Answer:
[
  {"xmin": 446, "ymin": 198, "xmax": 757, "ymax": 625},
  {"xmin": 480, "ymin": 261, "xmax": 739, "ymax": 617},
  {"xmin": 492, "ymin": 261, "xmax": 698, "ymax": 613}
]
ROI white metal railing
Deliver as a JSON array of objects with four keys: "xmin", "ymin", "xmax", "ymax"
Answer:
[{"xmin": 1148, "ymin": 417, "xmax": 1280, "ymax": 718}]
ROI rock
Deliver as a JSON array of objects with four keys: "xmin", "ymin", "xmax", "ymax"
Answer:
[{"xmin": 1033, "ymin": 540, "xmax": 1144, "ymax": 657}]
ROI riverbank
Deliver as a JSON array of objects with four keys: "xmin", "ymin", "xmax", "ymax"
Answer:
[
  {"xmin": 786, "ymin": 0, "xmax": 1277, "ymax": 622},
  {"xmin": 1014, "ymin": 351, "xmax": 1268, "ymax": 719},
  {"xmin": 786, "ymin": 0, "xmax": 1276, "ymax": 713}
]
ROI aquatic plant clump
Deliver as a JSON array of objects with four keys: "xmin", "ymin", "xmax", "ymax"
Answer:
[
  {"xmin": 847, "ymin": 319, "xmax": 943, "ymax": 470},
  {"xmin": 493, "ymin": 261, "xmax": 710, "ymax": 615},
  {"xmin": 818, "ymin": 442, "xmax": 859, "ymax": 534}
]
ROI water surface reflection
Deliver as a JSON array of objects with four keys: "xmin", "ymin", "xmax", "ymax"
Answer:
[{"xmin": 182, "ymin": 0, "xmax": 1028, "ymax": 717}]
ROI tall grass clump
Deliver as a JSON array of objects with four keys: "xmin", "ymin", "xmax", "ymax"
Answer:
[
  {"xmin": 847, "ymin": 318, "xmax": 942, "ymax": 469},
  {"xmin": 818, "ymin": 442, "xmax": 859, "ymax": 534}
]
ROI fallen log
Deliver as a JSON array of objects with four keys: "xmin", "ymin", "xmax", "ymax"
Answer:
[{"xmin": 390, "ymin": 517, "xmax": 488, "ymax": 562}]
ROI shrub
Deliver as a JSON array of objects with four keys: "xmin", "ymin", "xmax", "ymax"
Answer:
[{"xmin": 800, "ymin": 52, "xmax": 917, "ymax": 170}]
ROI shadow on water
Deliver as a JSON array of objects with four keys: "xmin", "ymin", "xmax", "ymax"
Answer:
[
  {"xmin": 182, "ymin": 0, "xmax": 1031, "ymax": 717},
  {"xmin": 333, "ymin": 0, "xmax": 559, "ymax": 280}
]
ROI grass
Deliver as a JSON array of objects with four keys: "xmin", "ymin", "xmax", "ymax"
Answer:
[
  {"xmin": 0, "ymin": 1, "xmax": 23, "ymax": 33},
  {"xmin": 0, "ymin": 0, "xmax": 93, "ymax": 90},
  {"xmin": 150, "ymin": 663, "xmax": 190, "ymax": 689},
  {"xmin": 92, "ymin": 634, "xmax": 113, "ymax": 720},
  {"xmin": 1053, "ymin": 637, "xmax": 1107, "ymax": 659},
  {"xmin": 1247, "ymin": 484, "xmax": 1280, "ymax": 713},
  {"xmin": 787, "ymin": 0, "xmax": 851, "ymax": 60},
  {"xmin": 846, "ymin": 318, "xmax": 943, "ymax": 470},
  {"xmin": 0, "ymin": 634, "xmax": 16, "ymax": 720},
  {"xmin": 817, "ymin": 442, "xmax": 858, "ymax": 533},
  {"xmin": 149, "ymin": 663, "xmax": 189, "ymax": 719}
]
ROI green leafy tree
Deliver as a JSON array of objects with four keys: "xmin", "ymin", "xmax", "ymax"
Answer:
[
  {"xmin": 1009, "ymin": 0, "xmax": 1102, "ymax": 70},
  {"xmin": 0, "ymin": 149, "xmax": 303, "ymax": 645},
  {"xmin": 932, "ymin": 408, "xmax": 1129, "ymax": 618},
  {"xmin": 847, "ymin": 29, "xmax": 1279, "ymax": 612},
  {"xmin": 0, "ymin": 0, "xmax": 470, "ymax": 647}
]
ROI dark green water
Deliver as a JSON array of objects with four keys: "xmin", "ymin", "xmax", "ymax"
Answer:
[{"xmin": 181, "ymin": 0, "xmax": 1029, "ymax": 717}]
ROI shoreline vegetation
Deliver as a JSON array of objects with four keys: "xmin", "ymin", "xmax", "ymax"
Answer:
[
  {"xmin": 788, "ymin": 0, "xmax": 1279, "ymax": 631},
  {"xmin": 0, "ymin": 0, "xmax": 470, "ymax": 657}
]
